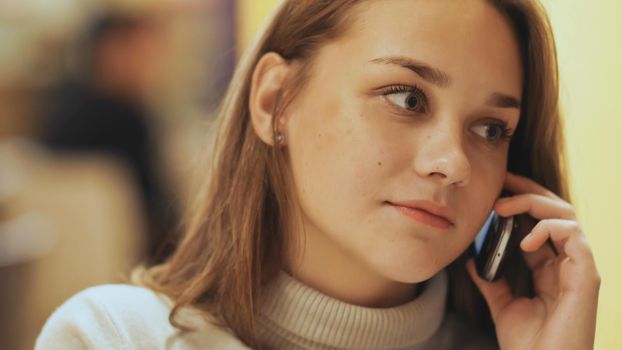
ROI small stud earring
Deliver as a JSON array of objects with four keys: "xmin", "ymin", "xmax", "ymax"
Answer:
[{"xmin": 276, "ymin": 133, "xmax": 285, "ymax": 145}]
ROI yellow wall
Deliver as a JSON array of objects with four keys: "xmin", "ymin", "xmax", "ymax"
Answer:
[
  {"xmin": 238, "ymin": 0, "xmax": 622, "ymax": 348},
  {"xmin": 542, "ymin": 0, "xmax": 622, "ymax": 348}
]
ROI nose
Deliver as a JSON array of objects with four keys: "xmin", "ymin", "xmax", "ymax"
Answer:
[{"xmin": 413, "ymin": 125, "xmax": 471, "ymax": 187}]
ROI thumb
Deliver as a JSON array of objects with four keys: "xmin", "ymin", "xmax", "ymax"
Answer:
[{"xmin": 466, "ymin": 259, "xmax": 514, "ymax": 324}]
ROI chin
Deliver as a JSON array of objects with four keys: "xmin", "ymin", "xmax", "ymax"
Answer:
[{"xmin": 373, "ymin": 254, "xmax": 448, "ymax": 284}]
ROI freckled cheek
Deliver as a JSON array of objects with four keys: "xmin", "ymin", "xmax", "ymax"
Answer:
[
  {"xmin": 342, "ymin": 121, "xmax": 399, "ymax": 179},
  {"xmin": 299, "ymin": 133, "xmax": 390, "ymax": 208},
  {"xmin": 290, "ymin": 127, "xmax": 352, "ymax": 200},
  {"xmin": 456, "ymin": 152, "xmax": 507, "ymax": 236},
  {"xmin": 469, "ymin": 149, "xmax": 507, "ymax": 186}
]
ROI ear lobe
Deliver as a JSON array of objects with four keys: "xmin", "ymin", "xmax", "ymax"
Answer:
[{"xmin": 249, "ymin": 52, "xmax": 291, "ymax": 146}]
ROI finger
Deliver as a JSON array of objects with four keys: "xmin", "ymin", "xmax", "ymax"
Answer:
[
  {"xmin": 521, "ymin": 219, "xmax": 600, "ymax": 297},
  {"xmin": 520, "ymin": 219, "xmax": 593, "ymax": 263},
  {"xmin": 466, "ymin": 259, "xmax": 514, "ymax": 324},
  {"xmin": 494, "ymin": 193, "xmax": 576, "ymax": 221},
  {"xmin": 521, "ymin": 243, "xmax": 557, "ymax": 270},
  {"xmin": 521, "ymin": 249, "xmax": 559, "ymax": 303},
  {"xmin": 504, "ymin": 172, "xmax": 561, "ymax": 200}
]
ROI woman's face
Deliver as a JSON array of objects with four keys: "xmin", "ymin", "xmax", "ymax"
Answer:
[{"xmin": 283, "ymin": 0, "xmax": 523, "ymax": 285}]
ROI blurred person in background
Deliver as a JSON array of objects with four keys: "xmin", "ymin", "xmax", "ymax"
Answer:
[{"xmin": 37, "ymin": 12, "xmax": 178, "ymax": 264}]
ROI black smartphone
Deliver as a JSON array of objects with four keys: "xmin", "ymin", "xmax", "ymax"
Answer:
[{"xmin": 473, "ymin": 211, "xmax": 539, "ymax": 281}]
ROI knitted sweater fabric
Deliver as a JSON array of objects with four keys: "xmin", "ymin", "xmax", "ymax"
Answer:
[{"xmin": 35, "ymin": 269, "xmax": 498, "ymax": 349}]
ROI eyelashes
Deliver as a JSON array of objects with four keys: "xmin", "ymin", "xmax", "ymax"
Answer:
[
  {"xmin": 379, "ymin": 84, "xmax": 515, "ymax": 145},
  {"xmin": 381, "ymin": 84, "xmax": 428, "ymax": 114},
  {"xmin": 471, "ymin": 122, "xmax": 514, "ymax": 144}
]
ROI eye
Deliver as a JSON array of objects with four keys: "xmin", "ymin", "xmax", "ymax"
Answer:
[
  {"xmin": 382, "ymin": 85, "xmax": 428, "ymax": 113},
  {"xmin": 471, "ymin": 122, "xmax": 513, "ymax": 144}
]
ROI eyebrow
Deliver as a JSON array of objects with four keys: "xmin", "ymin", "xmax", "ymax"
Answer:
[
  {"xmin": 369, "ymin": 55, "xmax": 521, "ymax": 109},
  {"xmin": 485, "ymin": 92, "xmax": 521, "ymax": 109},
  {"xmin": 370, "ymin": 56, "xmax": 450, "ymax": 88}
]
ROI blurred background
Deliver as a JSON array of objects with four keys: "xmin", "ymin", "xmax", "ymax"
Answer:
[{"xmin": 0, "ymin": 0, "xmax": 620, "ymax": 349}]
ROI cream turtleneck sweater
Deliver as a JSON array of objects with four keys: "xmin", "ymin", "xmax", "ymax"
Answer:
[{"xmin": 36, "ymin": 269, "xmax": 497, "ymax": 349}]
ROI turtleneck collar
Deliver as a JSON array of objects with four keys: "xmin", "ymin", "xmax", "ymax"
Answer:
[{"xmin": 258, "ymin": 269, "xmax": 448, "ymax": 349}]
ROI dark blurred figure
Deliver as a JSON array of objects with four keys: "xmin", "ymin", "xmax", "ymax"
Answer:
[{"xmin": 38, "ymin": 13, "xmax": 177, "ymax": 264}]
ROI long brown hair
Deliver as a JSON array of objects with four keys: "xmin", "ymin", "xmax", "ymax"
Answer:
[{"xmin": 133, "ymin": 0, "xmax": 568, "ymax": 348}]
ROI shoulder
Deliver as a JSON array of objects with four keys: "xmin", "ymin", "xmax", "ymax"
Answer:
[
  {"xmin": 35, "ymin": 284, "xmax": 175, "ymax": 349},
  {"xmin": 35, "ymin": 284, "xmax": 252, "ymax": 350}
]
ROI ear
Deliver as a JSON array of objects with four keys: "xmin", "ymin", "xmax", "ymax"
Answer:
[{"xmin": 249, "ymin": 52, "xmax": 291, "ymax": 146}]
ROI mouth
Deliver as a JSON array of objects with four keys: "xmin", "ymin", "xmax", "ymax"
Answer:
[{"xmin": 386, "ymin": 201, "xmax": 455, "ymax": 230}]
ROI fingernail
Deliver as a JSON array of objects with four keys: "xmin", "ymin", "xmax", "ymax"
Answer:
[
  {"xmin": 520, "ymin": 232, "xmax": 533, "ymax": 246},
  {"xmin": 497, "ymin": 197, "xmax": 510, "ymax": 203}
]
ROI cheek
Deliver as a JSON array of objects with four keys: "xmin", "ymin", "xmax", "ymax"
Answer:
[
  {"xmin": 470, "ymin": 148, "xmax": 508, "ymax": 195},
  {"xmin": 286, "ymin": 100, "xmax": 405, "ymax": 244},
  {"xmin": 457, "ymin": 149, "xmax": 508, "ymax": 237},
  {"xmin": 291, "ymin": 119, "xmax": 387, "ymax": 208},
  {"xmin": 287, "ymin": 100, "xmax": 371, "ymax": 210}
]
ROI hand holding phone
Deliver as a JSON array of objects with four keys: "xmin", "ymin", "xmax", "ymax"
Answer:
[
  {"xmin": 466, "ymin": 173, "xmax": 599, "ymax": 350},
  {"xmin": 473, "ymin": 211, "xmax": 557, "ymax": 281},
  {"xmin": 474, "ymin": 210, "xmax": 537, "ymax": 281}
]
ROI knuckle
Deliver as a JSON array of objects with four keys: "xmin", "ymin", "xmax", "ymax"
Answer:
[
  {"xmin": 537, "ymin": 218, "xmax": 556, "ymax": 227},
  {"xmin": 584, "ymin": 267, "xmax": 602, "ymax": 290},
  {"xmin": 573, "ymin": 235, "xmax": 593, "ymax": 255},
  {"xmin": 566, "ymin": 220, "xmax": 582, "ymax": 233},
  {"xmin": 594, "ymin": 270, "xmax": 602, "ymax": 288},
  {"xmin": 561, "ymin": 202, "xmax": 577, "ymax": 219}
]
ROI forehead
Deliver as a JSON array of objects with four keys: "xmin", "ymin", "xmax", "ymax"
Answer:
[{"xmin": 332, "ymin": 0, "xmax": 523, "ymax": 96}]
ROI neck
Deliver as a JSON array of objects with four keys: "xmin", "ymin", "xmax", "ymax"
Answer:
[{"xmin": 258, "ymin": 268, "xmax": 447, "ymax": 350}]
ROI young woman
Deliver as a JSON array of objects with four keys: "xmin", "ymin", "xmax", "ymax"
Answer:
[{"xmin": 36, "ymin": 0, "xmax": 600, "ymax": 349}]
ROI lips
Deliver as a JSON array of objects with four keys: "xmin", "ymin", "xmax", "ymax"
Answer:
[{"xmin": 387, "ymin": 200, "xmax": 455, "ymax": 229}]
